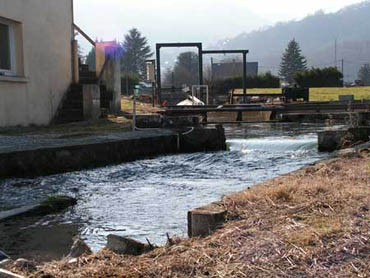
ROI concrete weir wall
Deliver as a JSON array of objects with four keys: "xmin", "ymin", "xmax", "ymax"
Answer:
[
  {"xmin": 0, "ymin": 127, "xmax": 226, "ymax": 179},
  {"xmin": 318, "ymin": 127, "xmax": 370, "ymax": 152}
]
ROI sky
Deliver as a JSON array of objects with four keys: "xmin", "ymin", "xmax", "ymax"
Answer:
[{"xmin": 74, "ymin": 0, "xmax": 364, "ymax": 54}]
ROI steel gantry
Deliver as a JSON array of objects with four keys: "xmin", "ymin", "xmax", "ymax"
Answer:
[{"xmin": 155, "ymin": 43, "xmax": 249, "ymax": 104}]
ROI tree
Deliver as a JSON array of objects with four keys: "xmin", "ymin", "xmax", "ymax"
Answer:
[
  {"xmin": 168, "ymin": 51, "xmax": 199, "ymax": 87},
  {"xmin": 294, "ymin": 67, "xmax": 343, "ymax": 87},
  {"xmin": 279, "ymin": 39, "xmax": 307, "ymax": 84},
  {"xmin": 85, "ymin": 47, "xmax": 96, "ymax": 72},
  {"xmin": 121, "ymin": 28, "xmax": 153, "ymax": 79},
  {"xmin": 358, "ymin": 64, "xmax": 370, "ymax": 85}
]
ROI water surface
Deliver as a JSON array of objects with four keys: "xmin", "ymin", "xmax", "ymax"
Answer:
[{"xmin": 0, "ymin": 123, "xmax": 329, "ymax": 253}]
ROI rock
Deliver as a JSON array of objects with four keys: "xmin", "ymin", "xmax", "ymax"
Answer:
[
  {"xmin": 336, "ymin": 148, "xmax": 361, "ymax": 158},
  {"xmin": 0, "ymin": 196, "xmax": 77, "ymax": 222},
  {"xmin": 68, "ymin": 238, "xmax": 92, "ymax": 258},
  {"xmin": 0, "ymin": 251, "xmax": 9, "ymax": 262},
  {"xmin": 68, "ymin": 258, "xmax": 78, "ymax": 264},
  {"xmin": 13, "ymin": 258, "xmax": 36, "ymax": 272},
  {"xmin": 37, "ymin": 196, "xmax": 77, "ymax": 215},
  {"xmin": 0, "ymin": 269, "xmax": 25, "ymax": 278},
  {"xmin": 106, "ymin": 235, "xmax": 154, "ymax": 256}
]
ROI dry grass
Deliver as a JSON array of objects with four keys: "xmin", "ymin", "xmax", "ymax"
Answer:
[
  {"xmin": 240, "ymin": 86, "xmax": 370, "ymax": 102},
  {"xmin": 15, "ymin": 154, "xmax": 370, "ymax": 278},
  {"xmin": 121, "ymin": 96, "xmax": 161, "ymax": 115}
]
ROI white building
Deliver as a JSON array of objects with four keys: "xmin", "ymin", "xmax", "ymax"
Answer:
[{"xmin": 0, "ymin": 0, "xmax": 74, "ymax": 127}]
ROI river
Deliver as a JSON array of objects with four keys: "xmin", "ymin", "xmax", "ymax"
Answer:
[{"xmin": 0, "ymin": 123, "xmax": 329, "ymax": 259}]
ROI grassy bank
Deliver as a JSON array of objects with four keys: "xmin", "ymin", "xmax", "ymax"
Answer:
[
  {"xmin": 15, "ymin": 151, "xmax": 370, "ymax": 278},
  {"xmin": 240, "ymin": 86, "xmax": 370, "ymax": 102}
]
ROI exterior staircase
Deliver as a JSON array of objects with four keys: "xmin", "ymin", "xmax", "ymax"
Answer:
[{"xmin": 53, "ymin": 64, "xmax": 113, "ymax": 124}]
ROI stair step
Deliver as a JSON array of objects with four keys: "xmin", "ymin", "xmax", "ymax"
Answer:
[
  {"xmin": 79, "ymin": 64, "xmax": 90, "ymax": 72},
  {"xmin": 63, "ymin": 101, "xmax": 83, "ymax": 109}
]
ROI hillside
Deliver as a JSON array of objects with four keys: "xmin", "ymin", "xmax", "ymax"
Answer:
[{"xmin": 217, "ymin": 1, "xmax": 370, "ymax": 82}]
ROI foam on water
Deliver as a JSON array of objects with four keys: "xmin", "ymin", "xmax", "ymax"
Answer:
[{"xmin": 229, "ymin": 135, "xmax": 318, "ymax": 153}]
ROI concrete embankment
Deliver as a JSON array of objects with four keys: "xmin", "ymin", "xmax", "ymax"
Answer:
[
  {"xmin": 318, "ymin": 126, "xmax": 370, "ymax": 152},
  {"xmin": 0, "ymin": 127, "xmax": 226, "ymax": 179}
]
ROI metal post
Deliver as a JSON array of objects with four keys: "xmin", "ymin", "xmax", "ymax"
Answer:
[
  {"xmin": 156, "ymin": 45, "xmax": 162, "ymax": 105},
  {"xmin": 243, "ymin": 52, "xmax": 247, "ymax": 103},
  {"xmin": 198, "ymin": 45, "xmax": 203, "ymax": 85},
  {"xmin": 133, "ymin": 86, "xmax": 138, "ymax": 132},
  {"xmin": 152, "ymin": 82, "xmax": 155, "ymax": 107}
]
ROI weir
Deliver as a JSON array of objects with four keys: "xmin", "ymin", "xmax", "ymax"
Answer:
[{"xmin": 161, "ymin": 101, "xmax": 370, "ymax": 124}]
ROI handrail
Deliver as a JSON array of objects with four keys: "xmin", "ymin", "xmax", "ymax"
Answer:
[{"xmin": 73, "ymin": 23, "xmax": 96, "ymax": 47}]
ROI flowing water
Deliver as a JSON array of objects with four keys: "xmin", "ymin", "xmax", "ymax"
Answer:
[{"xmin": 0, "ymin": 123, "xmax": 329, "ymax": 255}]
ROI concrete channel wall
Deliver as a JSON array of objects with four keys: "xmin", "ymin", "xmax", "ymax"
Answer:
[{"xmin": 0, "ymin": 127, "xmax": 226, "ymax": 179}]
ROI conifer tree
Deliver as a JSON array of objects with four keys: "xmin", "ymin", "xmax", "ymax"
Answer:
[
  {"xmin": 358, "ymin": 64, "xmax": 370, "ymax": 85},
  {"xmin": 121, "ymin": 28, "xmax": 153, "ymax": 79},
  {"xmin": 279, "ymin": 39, "xmax": 307, "ymax": 83}
]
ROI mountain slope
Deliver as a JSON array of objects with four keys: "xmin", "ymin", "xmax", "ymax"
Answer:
[{"xmin": 217, "ymin": 1, "xmax": 370, "ymax": 81}]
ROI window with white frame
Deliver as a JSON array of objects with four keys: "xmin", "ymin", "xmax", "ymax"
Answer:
[{"xmin": 0, "ymin": 18, "xmax": 16, "ymax": 76}]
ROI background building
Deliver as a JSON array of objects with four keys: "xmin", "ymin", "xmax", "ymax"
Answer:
[{"xmin": 211, "ymin": 61, "xmax": 258, "ymax": 80}]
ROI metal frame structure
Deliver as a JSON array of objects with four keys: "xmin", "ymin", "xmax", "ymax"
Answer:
[
  {"xmin": 155, "ymin": 43, "xmax": 249, "ymax": 105},
  {"xmin": 156, "ymin": 43, "xmax": 203, "ymax": 104},
  {"xmin": 202, "ymin": 49, "xmax": 249, "ymax": 103}
]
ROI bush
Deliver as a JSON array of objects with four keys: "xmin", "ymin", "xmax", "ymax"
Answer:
[
  {"xmin": 121, "ymin": 73, "xmax": 140, "ymax": 95},
  {"xmin": 212, "ymin": 73, "xmax": 280, "ymax": 95},
  {"xmin": 293, "ymin": 67, "xmax": 343, "ymax": 88}
]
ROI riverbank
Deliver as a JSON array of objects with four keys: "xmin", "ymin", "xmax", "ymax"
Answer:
[{"xmin": 10, "ymin": 148, "xmax": 369, "ymax": 277}]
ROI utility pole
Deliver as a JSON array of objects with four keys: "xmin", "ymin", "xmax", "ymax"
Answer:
[
  {"xmin": 334, "ymin": 39, "xmax": 337, "ymax": 69},
  {"xmin": 341, "ymin": 59, "xmax": 344, "ymax": 86}
]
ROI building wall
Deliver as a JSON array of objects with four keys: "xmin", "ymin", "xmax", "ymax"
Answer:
[
  {"xmin": 212, "ymin": 62, "xmax": 259, "ymax": 80},
  {"xmin": 0, "ymin": 0, "xmax": 73, "ymax": 127}
]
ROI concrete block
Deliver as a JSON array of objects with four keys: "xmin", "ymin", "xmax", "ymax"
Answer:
[
  {"xmin": 83, "ymin": 84, "xmax": 101, "ymax": 120},
  {"xmin": 339, "ymin": 95, "xmax": 354, "ymax": 102},
  {"xmin": 136, "ymin": 115, "xmax": 162, "ymax": 128},
  {"xmin": 318, "ymin": 130, "xmax": 347, "ymax": 152},
  {"xmin": 180, "ymin": 126, "xmax": 227, "ymax": 153},
  {"xmin": 68, "ymin": 238, "xmax": 92, "ymax": 258},
  {"xmin": 106, "ymin": 235, "xmax": 153, "ymax": 256},
  {"xmin": 188, "ymin": 203, "xmax": 227, "ymax": 238}
]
